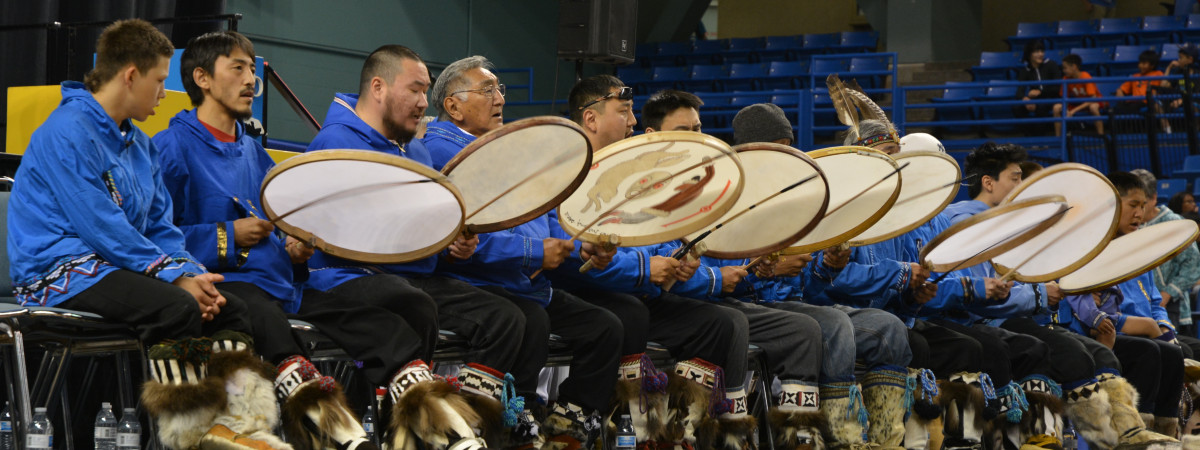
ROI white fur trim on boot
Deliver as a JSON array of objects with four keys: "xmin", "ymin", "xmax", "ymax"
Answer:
[{"xmin": 388, "ymin": 360, "xmax": 485, "ymax": 450}]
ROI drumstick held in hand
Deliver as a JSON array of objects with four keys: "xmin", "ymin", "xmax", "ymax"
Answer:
[
  {"xmin": 924, "ymin": 205, "xmax": 1075, "ymax": 285},
  {"xmin": 994, "ymin": 197, "xmax": 1113, "ymax": 284},
  {"xmin": 674, "ymin": 173, "xmax": 820, "ymax": 258},
  {"xmin": 823, "ymin": 161, "xmax": 909, "ymax": 217},
  {"xmin": 661, "ymin": 241, "xmax": 707, "ymax": 291},
  {"xmin": 269, "ymin": 178, "xmax": 440, "ymax": 225},
  {"xmin": 462, "ymin": 149, "xmax": 585, "ymax": 228}
]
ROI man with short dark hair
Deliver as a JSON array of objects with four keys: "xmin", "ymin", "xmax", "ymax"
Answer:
[
  {"xmin": 640, "ymin": 89, "xmax": 703, "ymax": 132},
  {"xmin": 1054, "ymin": 54, "xmax": 1105, "ymax": 136}
]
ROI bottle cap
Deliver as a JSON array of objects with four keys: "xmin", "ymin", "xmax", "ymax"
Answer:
[
  {"xmin": 376, "ymin": 387, "xmax": 386, "ymax": 396},
  {"xmin": 34, "ymin": 407, "xmax": 46, "ymax": 413},
  {"xmin": 621, "ymin": 413, "xmax": 631, "ymax": 419},
  {"xmin": 124, "ymin": 408, "xmax": 136, "ymax": 413},
  {"xmin": 102, "ymin": 402, "xmax": 111, "ymax": 408}
]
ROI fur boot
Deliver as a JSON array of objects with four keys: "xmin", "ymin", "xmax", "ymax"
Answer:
[
  {"xmin": 820, "ymin": 380, "xmax": 867, "ymax": 448},
  {"xmin": 863, "ymin": 366, "xmax": 909, "ymax": 449},
  {"xmin": 1183, "ymin": 364, "xmax": 1200, "ymax": 437},
  {"xmin": 456, "ymin": 363, "xmax": 515, "ymax": 446},
  {"xmin": 541, "ymin": 401, "xmax": 603, "ymax": 450},
  {"xmin": 988, "ymin": 380, "xmax": 1027, "ymax": 450},
  {"xmin": 141, "ymin": 337, "xmax": 226, "ymax": 450},
  {"xmin": 701, "ymin": 387, "xmax": 756, "ymax": 450},
  {"xmin": 1096, "ymin": 372, "xmax": 1178, "ymax": 448},
  {"xmin": 205, "ymin": 333, "xmax": 291, "ymax": 449},
  {"xmin": 610, "ymin": 353, "xmax": 668, "ymax": 445},
  {"xmin": 388, "ymin": 360, "xmax": 486, "ymax": 450},
  {"xmin": 663, "ymin": 358, "xmax": 725, "ymax": 446},
  {"xmin": 771, "ymin": 407, "xmax": 828, "ymax": 450},
  {"xmin": 275, "ymin": 355, "xmax": 376, "ymax": 450},
  {"xmin": 1064, "ymin": 380, "xmax": 1118, "ymax": 450},
  {"xmin": 1155, "ymin": 416, "xmax": 1180, "ymax": 440},
  {"xmin": 903, "ymin": 369, "xmax": 942, "ymax": 450},
  {"xmin": 1017, "ymin": 375, "xmax": 1065, "ymax": 450},
  {"xmin": 938, "ymin": 373, "xmax": 988, "ymax": 449}
]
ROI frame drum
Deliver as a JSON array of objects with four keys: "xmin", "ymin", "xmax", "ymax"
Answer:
[
  {"xmin": 557, "ymin": 131, "xmax": 745, "ymax": 247},
  {"xmin": 849, "ymin": 150, "xmax": 960, "ymax": 246},
  {"xmin": 920, "ymin": 195, "xmax": 1068, "ymax": 273},
  {"xmin": 441, "ymin": 116, "xmax": 591, "ymax": 233},
  {"xmin": 780, "ymin": 146, "xmax": 901, "ymax": 254},
  {"xmin": 1059, "ymin": 220, "xmax": 1200, "ymax": 293},
  {"xmin": 260, "ymin": 150, "xmax": 465, "ymax": 264}
]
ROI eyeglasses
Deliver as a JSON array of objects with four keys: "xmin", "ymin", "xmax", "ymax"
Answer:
[
  {"xmin": 451, "ymin": 84, "xmax": 506, "ymax": 99},
  {"xmin": 577, "ymin": 86, "xmax": 634, "ymax": 110}
]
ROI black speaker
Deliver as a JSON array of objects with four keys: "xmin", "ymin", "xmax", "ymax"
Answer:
[{"xmin": 557, "ymin": 0, "xmax": 638, "ymax": 65}]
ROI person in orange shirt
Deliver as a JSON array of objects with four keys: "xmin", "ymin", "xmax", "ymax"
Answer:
[
  {"xmin": 1053, "ymin": 53, "xmax": 1105, "ymax": 136},
  {"xmin": 1115, "ymin": 50, "xmax": 1167, "ymax": 130}
]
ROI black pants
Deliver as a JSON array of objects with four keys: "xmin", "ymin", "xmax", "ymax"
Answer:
[
  {"xmin": 571, "ymin": 290, "xmax": 748, "ymax": 373},
  {"xmin": 1112, "ymin": 335, "xmax": 1184, "ymax": 416},
  {"xmin": 59, "ymin": 270, "xmax": 252, "ymax": 346},
  {"xmin": 328, "ymin": 274, "xmax": 524, "ymax": 375},
  {"xmin": 931, "ymin": 319, "xmax": 1051, "ymax": 385},
  {"xmin": 483, "ymin": 287, "xmax": 622, "ymax": 413},
  {"xmin": 1000, "ymin": 318, "xmax": 1095, "ymax": 384},
  {"xmin": 908, "ymin": 319, "xmax": 982, "ymax": 379}
]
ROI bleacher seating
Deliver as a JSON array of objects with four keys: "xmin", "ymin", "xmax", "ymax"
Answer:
[
  {"xmin": 931, "ymin": 82, "xmax": 986, "ymax": 135},
  {"xmin": 1007, "ymin": 21, "xmax": 1057, "ymax": 51},
  {"xmin": 1158, "ymin": 178, "xmax": 1188, "ymax": 202},
  {"xmin": 1068, "ymin": 47, "xmax": 1114, "ymax": 75},
  {"xmin": 971, "ymin": 51, "xmax": 1022, "ymax": 81},
  {"xmin": 727, "ymin": 62, "xmax": 769, "ymax": 91},
  {"xmin": 1140, "ymin": 15, "xmax": 1186, "ymax": 45},
  {"xmin": 977, "ymin": 80, "xmax": 1020, "ymax": 134},
  {"xmin": 1094, "ymin": 17, "xmax": 1141, "ymax": 47},
  {"xmin": 1111, "ymin": 45, "xmax": 1159, "ymax": 77},
  {"xmin": 1173, "ymin": 155, "xmax": 1200, "ymax": 184},
  {"xmin": 1049, "ymin": 20, "xmax": 1097, "ymax": 49},
  {"xmin": 765, "ymin": 61, "xmax": 809, "ymax": 89}
]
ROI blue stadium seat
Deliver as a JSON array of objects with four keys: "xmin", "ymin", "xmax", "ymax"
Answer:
[
  {"xmin": 726, "ymin": 62, "xmax": 769, "ymax": 91},
  {"xmin": 1110, "ymin": 45, "xmax": 1158, "ymax": 76},
  {"xmin": 729, "ymin": 91, "xmax": 772, "ymax": 108},
  {"xmin": 760, "ymin": 35, "xmax": 803, "ymax": 62},
  {"xmin": 971, "ymin": 51, "xmax": 1022, "ymax": 81},
  {"xmin": 771, "ymin": 90, "xmax": 804, "ymax": 123},
  {"xmin": 1184, "ymin": 14, "xmax": 1200, "ymax": 41},
  {"xmin": 848, "ymin": 55, "xmax": 891, "ymax": 89},
  {"xmin": 1161, "ymin": 43, "xmax": 1183, "ymax": 64},
  {"xmin": 685, "ymin": 40, "xmax": 724, "ymax": 65},
  {"xmin": 1093, "ymin": 17, "xmax": 1140, "ymax": 47},
  {"xmin": 1048, "ymin": 20, "xmax": 1097, "ymax": 49},
  {"xmin": 644, "ymin": 66, "xmax": 690, "ymax": 92},
  {"xmin": 978, "ymin": 80, "xmax": 1021, "ymax": 133},
  {"xmin": 1173, "ymin": 155, "xmax": 1200, "ymax": 184},
  {"xmin": 811, "ymin": 58, "xmax": 851, "ymax": 77},
  {"xmin": 720, "ymin": 37, "xmax": 762, "ymax": 64},
  {"xmin": 931, "ymin": 82, "xmax": 985, "ymax": 134},
  {"xmin": 686, "ymin": 64, "xmax": 728, "ymax": 92},
  {"xmin": 1158, "ymin": 178, "xmax": 1187, "ymax": 203},
  {"xmin": 1044, "ymin": 49, "xmax": 1069, "ymax": 66},
  {"xmin": 838, "ymin": 31, "xmax": 879, "ymax": 53},
  {"xmin": 802, "ymin": 33, "xmax": 840, "ymax": 54},
  {"xmin": 728, "ymin": 37, "xmax": 764, "ymax": 52},
  {"xmin": 1141, "ymin": 15, "xmax": 1186, "ymax": 45},
  {"xmin": 616, "ymin": 66, "xmax": 651, "ymax": 84},
  {"xmin": 648, "ymin": 41, "xmax": 690, "ymax": 66},
  {"xmin": 764, "ymin": 60, "xmax": 809, "ymax": 90},
  {"xmin": 1007, "ymin": 21, "xmax": 1056, "ymax": 51},
  {"xmin": 1069, "ymin": 47, "xmax": 1114, "ymax": 75}
]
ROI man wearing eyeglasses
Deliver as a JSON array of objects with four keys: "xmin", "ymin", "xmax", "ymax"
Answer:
[{"xmin": 424, "ymin": 55, "xmax": 507, "ymax": 170}]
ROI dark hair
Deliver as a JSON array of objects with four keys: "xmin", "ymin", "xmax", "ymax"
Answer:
[
  {"xmin": 1018, "ymin": 161, "xmax": 1043, "ymax": 178},
  {"xmin": 568, "ymin": 74, "xmax": 625, "ymax": 124},
  {"xmin": 83, "ymin": 19, "xmax": 174, "ymax": 92},
  {"xmin": 1022, "ymin": 40, "xmax": 1046, "ymax": 65},
  {"xmin": 1168, "ymin": 191, "xmax": 1194, "ymax": 215},
  {"xmin": 1062, "ymin": 53, "xmax": 1082, "ymax": 69},
  {"xmin": 358, "ymin": 45, "xmax": 424, "ymax": 95},
  {"xmin": 1138, "ymin": 49, "xmax": 1160, "ymax": 68},
  {"xmin": 1106, "ymin": 171, "xmax": 1146, "ymax": 197},
  {"xmin": 1180, "ymin": 43, "xmax": 1200, "ymax": 62},
  {"xmin": 641, "ymin": 90, "xmax": 703, "ymax": 130},
  {"xmin": 964, "ymin": 142, "xmax": 1028, "ymax": 198},
  {"xmin": 180, "ymin": 31, "xmax": 255, "ymax": 107}
]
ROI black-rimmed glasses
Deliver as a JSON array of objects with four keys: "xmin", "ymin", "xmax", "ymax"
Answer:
[{"xmin": 577, "ymin": 86, "xmax": 634, "ymax": 110}]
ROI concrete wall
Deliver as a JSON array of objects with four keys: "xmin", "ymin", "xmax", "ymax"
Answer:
[
  {"xmin": 717, "ymin": 0, "xmax": 864, "ymax": 38},
  {"xmin": 980, "ymin": 0, "xmax": 1172, "ymax": 52}
]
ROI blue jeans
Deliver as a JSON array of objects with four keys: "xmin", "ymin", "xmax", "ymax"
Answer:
[{"xmin": 769, "ymin": 302, "xmax": 911, "ymax": 380}]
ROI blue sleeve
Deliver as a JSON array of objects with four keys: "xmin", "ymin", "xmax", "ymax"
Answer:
[
  {"xmin": 671, "ymin": 263, "xmax": 724, "ymax": 301},
  {"xmin": 552, "ymin": 247, "xmax": 656, "ymax": 294},
  {"xmin": 1139, "ymin": 276, "xmax": 1175, "ymax": 330},
  {"xmin": 465, "ymin": 230, "xmax": 547, "ymax": 271},
  {"xmin": 816, "ymin": 249, "xmax": 913, "ymax": 305},
  {"xmin": 307, "ymin": 125, "xmax": 363, "ymax": 152},
  {"xmin": 1063, "ymin": 293, "xmax": 1112, "ymax": 332},
  {"xmin": 156, "ymin": 134, "xmax": 235, "ymax": 271}
]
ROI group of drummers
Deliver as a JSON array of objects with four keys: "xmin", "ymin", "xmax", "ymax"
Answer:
[{"xmin": 11, "ymin": 18, "xmax": 1200, "ymax": 450}]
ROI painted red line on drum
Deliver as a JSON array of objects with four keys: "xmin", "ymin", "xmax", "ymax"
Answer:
[{"xmin": 662, "ymin": 179, "xmax": 733, "ymax": 227}]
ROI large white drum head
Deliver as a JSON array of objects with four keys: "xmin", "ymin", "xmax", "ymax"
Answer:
[
  {"xmin": 991, "ymin": 163, "xmax": 1120, "ymax": 282},
  {"xmin": 260, "ymin": 150, "xmax": 465, "ymax": 264},
  {"xmin": 442, "ymin": 116, "xmax": 591, "ymax": 233},
  {"xmin": 850, "ymin": 150, "xmax": 960, "ymax": 246},
  {"xmin": 781, "ymin": 146, "xmax": 901, "ymax": 254},
  {"xmin": 920, "ymin": 195, "xmax": 1068, "ymax": 273},
  {"xmin": 557, "ymin": 131, "xmax": 744, "ymax": 246},
  {"xmin": 685, "ymin": 143, "xmax": 829, "ymax": 259},
  {"xmin": 1059, "ymin": 220, "xmax": 1200, "ymax": 294}
]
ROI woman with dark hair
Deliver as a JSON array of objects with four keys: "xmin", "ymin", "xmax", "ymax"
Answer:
[
  {"xmin": 1015, "ymin": 40, "xmax": 1062, "ymax": 135},
  {"xmin": 1168, "ymin": 191, "xmax": 1199, "ymax": 215}
]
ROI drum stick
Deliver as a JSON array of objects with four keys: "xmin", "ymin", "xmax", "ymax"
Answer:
[
  {"xmin": 529, "ymin": 153, "xmax": 736, "ymax": 279},
  {"xmin": 462, "ymin": 149, "xmax": 585, "ymax": 227},
  {"xmin": 268, "ymin": 178, "xmax": 440, "ymax": 225},
  {"xmin": 995, "ymin": 198, "xmax": 1113, "ymax": 284},
  {"xmin": 661, "ymin": 241, "xmax": 708, "ymax": 291},
  {"xmin": 924, "ymin": 204, "xmax": 1076, "ymax": 285},
  {"xmin": 823, "ymin": 161, "xmax": 909, "ymax": 217},
  {"xmin": 673, "ymin": 173, "xmax": 820, "ymax": 259},
  {"xmin": 892, "ymin": 174, "xmax": 977, "ymax": 207},
  {"xmin": 578, "ymin": 234, "xmax": 620, "ymax": 273}
]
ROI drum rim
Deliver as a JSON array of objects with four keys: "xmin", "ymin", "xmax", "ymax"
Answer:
[
  {"xmin": 556, "ymin": 131, "xmax": 746, "ymax": 247},
  {"xmin": 260, "ymin": 149, "xmax": 466, "ymax": 264},
  {"xmin": 990, "ymin": 162, "xmax": 1121, "ymax": 282},
  {"xmin": 684, "ymin": 142, "xmax": 831, "ymax": 259},
  {"xmin": 778, "ymin": 146, "xmax": 901, "ymax": 255},
  {"xmin": 848, "ymin": 150, "xmax": 961, "ymax": 246},
  {"xmin": 440, "ymin": 116, "xmax": 593, "ymax": 233},
  {"xmin": 1058, "ymin": 220, "xmax": 1200, "ymax": 294},
  {"xmin": 918, "ymin": 194, "xmax": 1068, "ymax": 273}
]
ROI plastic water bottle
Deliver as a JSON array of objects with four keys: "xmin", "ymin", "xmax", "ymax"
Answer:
[
  {"xmin": 1062, "ymin": 419, "xmax": 1078, "ymax": 450},
  {"xmin": 0, "ymin": 401, "xmax": 14, "ymax": 450},
  {"xmin": 95, "ymin": 401, "xmax": 117, "ymax": 449},
  {"xmin": 116, "ymin": 408, "xmax": 140, "ymax": 449},
  {"xmin": 363, "ymin": 405, "xmax": 376, "ymax": 443},
  {"xmin": 615, "ymin": 414, "xmax": 636, "ymax": 449},
  {"xmin": 26, "ymin": 407, "xmax": 52, "ymax": 450}
]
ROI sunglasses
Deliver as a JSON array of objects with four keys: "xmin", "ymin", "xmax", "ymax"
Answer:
[{"xmin": 577, "ymin": 86, "xmax": 634, "ymax": 110}]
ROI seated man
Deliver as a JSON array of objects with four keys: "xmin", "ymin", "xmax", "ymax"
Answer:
[
  {"xmin": 7, "ymin": 19, "xmax": 288, "ymax": 449},
  {"xmin": 1053, "ymin": 54, "xmax": 1106, "ymax": 136},
  {"xmin": 155, "ymin": 31, "xmax": 481, "ymax": 449}
]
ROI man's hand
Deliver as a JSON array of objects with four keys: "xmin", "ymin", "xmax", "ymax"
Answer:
[
  {"xmin": 911, "ymin": 283, "xmax": 938, "ymax": 305},
  {"xmin": 1028, "ymin": 89, "xmax": 1042, "ymax": 98},
  {"xmin": 675, "ymin": 258, "xmax": 700, "ymax": 282},
  {"xmin": 909, "ymin": 263, "xmax": 931, "ymax": 286},
  {"xmin": 984, "ymin": 278, "xmax": 1013, "ymax": 301},
  {"xmin": 1096, "ymin": 317, "xmax": 1116, "ymax": 336},
  {"xmin": 233, "ymin": 217, "xmax": 274, "ymax": 247},
  {"xmin": 824, "ymin": 246, "xmax": 851, "ymax": 270},
  {"xmin": 285, "ymin": 236, "xmax": 314, "ymax": 264},
  {"xmin": 649, "ymin": 256, "xmax": 682, "ymax": 285},
  {"xmin": 542, "ymin": 238, "xmax": 574, "ymax": 270},
  {"xmin": 1094, "ymin": 317, "xmax": 1117, "ymax": 348},
  {"xmin": 445, "ymin": 233, "xmax": 479, "ymax": 262},
  {"xmin": 580, "ymin": 242, "xmax": 615, "ymax": 271},
  {"xmin": 173, "ymin": 273, "xmax": 227, "ymax": 321},
  {"xmin": 719, "ymin": 266, "xmax": 748, "ymax": 293},
  {"xmin": 759, "ymin": 254, "xmax": 813, "ymax": 278},
  {"xmin": 1044, "ymin": 281, "xmax": 1064, "ymax": 308},
  {"xmin": 1160, "ymin": 291, "xmax": 1172, "ymax": 307}
]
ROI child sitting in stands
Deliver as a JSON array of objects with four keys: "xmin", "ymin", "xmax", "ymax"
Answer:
[{"xmin": 1053, "ymin": 53, "xmax": 1106, "ymax": 136}]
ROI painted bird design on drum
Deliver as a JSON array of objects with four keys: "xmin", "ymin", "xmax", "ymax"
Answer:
[
  {"xmin": 581, "ymin": 145, "xmax": 688, "ymax": 212},
  {"xmin": 599, "ymin": 163, "xmax": 715, "ymax": 225}
]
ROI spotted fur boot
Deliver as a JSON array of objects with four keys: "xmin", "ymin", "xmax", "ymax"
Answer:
[
  {"xmin": 938, "ymin": 372, "xmax": 991, "ymax": 450},
  {"xmin": 1016, "ymin": 375, "xmax": 1064, "ymax": 450},
  {"xmin": 387, "ymin": 360, "xmax": 487, "ymax": 450},
  {"xmin": 141, "ymin": 337, "xmax": 227, "ymax": 450},
  {"xmin": 663, "ymin": 358, "xmax": 725, "ymax": 448},
  {"xmin": 771, "ymin": 382, "xmax": 825, "ymax": 450},
  {"xmin": 541, "ymin": 401, "xmax": 603, "ymax": 449},
  {"xmin": 1096, "ymin": 372, "xmax": 1179, "ymax": 449},
  {"xmin": 275, "ymin": 355, "xmax": 376, "ymax": 450},
  {"xmin": 819, "ymin": 380, "xmax": 867, "ymax": 449},
  {"xmin": 610, "ymin": 353, "xmax": 669, "ymax": 447},
  {"xmin": 201, "ymin": 331, "xmax": 291, "ymax": 449},
  {"xmin": 863, "ymin": 366, "xmax": 909, "ymax": 449}
]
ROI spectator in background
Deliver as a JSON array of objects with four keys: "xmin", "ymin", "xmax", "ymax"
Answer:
[
  {"xmin": 1168, "ymin": 191, "xmax": 1199, "ymax": 216},
  {"xmin": 1116, "ymin": 50, "xmax": 1165, "ymax": 108},
  {"xmin": 1164, "ymin": 43, "xmax": 1200, "ymax": 113},
  {"xmin": 1015, "ymin": 41, "xmax": 1062, "ymax": 135},
  {"xmin": 1053, "ymin": 54, "xmax": 1106, "ymax": 136},
  {"xmin": 1132, "ymin": 168, "xmax": 1200, "ymax": 339}
]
